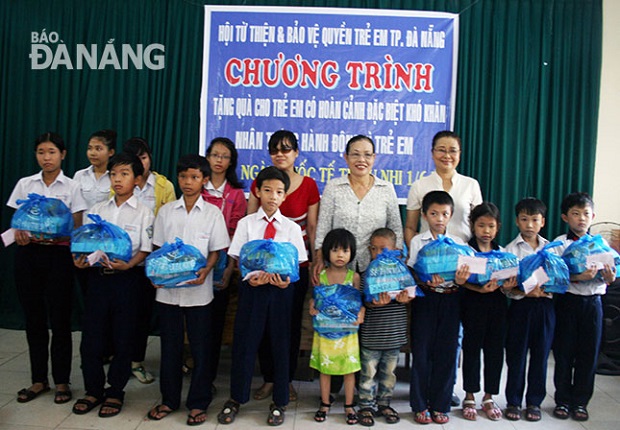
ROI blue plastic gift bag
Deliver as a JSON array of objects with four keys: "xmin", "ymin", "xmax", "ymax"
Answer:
[
  {"xmin": 239, "ymin": 239, "xmax": 299, "ymax": 282},
  {"xmin": 212, "ymin": 249, "xmax": 228, "ymax": 285},
  {"xmin": 364, "ymin": 249, "xmax": 419, "ymax": 302},
  {"xmin": 562, "ymin": 234, "xmax": 620, "ymax": 278},
  {"xmin": 413, "ymin": 235, "xmax": 475, "ymax": 282},
  {"xmin": 467, "ymin": 250, "xmax": 519, "ymax": 286},
  {"xmin": 146, "ymin": 238, "xmax": 207, "ymax": 288},
  {"xmin": 71, "ymin": 214, "xmax": 132, "ymax": 262},
  {"xmin": 519, "ymin": 241, "xmax": 570, "ymax": 294},
  {"xmin": 313, "ymin": 283, "xmax": 362, "ymax": 337},
  {"xmin": 11, "ymin": 193, "xmax": 73, "ymax": 238}
]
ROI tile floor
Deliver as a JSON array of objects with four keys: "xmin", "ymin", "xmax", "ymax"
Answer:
[{"xmin": 0, "ymin": 327, "xmax": 618, "ymax": 429}]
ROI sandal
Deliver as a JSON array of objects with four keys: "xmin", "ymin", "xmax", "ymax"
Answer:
[
  {"xmin": 344, "ymin": 403, "xmax": 358, "ymax": 425},
  {"xmin": 462, "ymin": 399, "xmax": 478, "ymax": 421},
  {"xmin": 187, "ymin": 409, "xmax": 207, "ymax": 426},
  {"xmin": 505, "ymin": 405, "xmax": 521, "ymax": 421},
  {"xmin": 377, "ymin": 405, "xmax": 400, "ymax": 424},
  {"xmin": 17, "ymin": 383, "xmax": 50, "ymax": 403},
  {"xmin": 553, "ymin": 404, "xmax": 570, "ymax": 420},
  {"xmin": 572, "ymin": 405, "xmax": 589, "ymax": 421},
  {"xmin": 314, "ymin": 401, "xmax": 332, "ymax": 422},
  {"xmin": 218, "ymin": 399, "xmax": 240, "ymax": 425},
  {"xmin": 98, "ymin": 399, "xmax": 123, "ymax": 418},
  {"xmin": 72, "ymin": 397, "xmax": 102, "ymax": 415},
  {"xmin": 357, "ymin": 407, "xmax": 375, "ymax": 427},
  {"xmin": 431, "ymin": 411, "xmax": 449, "ymax": 424},
  {"xmin": 525, "ymin": 405, "xmax": 541, "ymax": 422},
  {"xmin": 267, "ymin": 403, "xmax": 285, "ymax": 426},
  {"xmin": 414, "ymin": 409, "xmax": 432, "ymax": 424},
  {"xmin": 481, "ymin": 398, "xmax": 502, "ymax": 421},
  {"xmin": 148, "ymin": 404, "xmax": 174, "ymax": 420},
  {"xmin": 254, "ymin": 382, "xmax": 274, "ymax": 400},
  {"xmin": 54, "ymin": 389, "xmax": 72, "ymax": 404}
]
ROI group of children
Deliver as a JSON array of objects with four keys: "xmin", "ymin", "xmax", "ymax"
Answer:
[{"xmin": 7, "ymin": 131, "xmax": 617, "ymax": 427}]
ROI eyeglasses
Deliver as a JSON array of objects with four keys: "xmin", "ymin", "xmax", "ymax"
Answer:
[
  {"xmin": 433, "ymin": 148, "xmax": 460, "ymax": 156},
  {"xmin": 347, "ymin": 152, "xmax": 375, "ymax": 160},
  {"xmin": 208, "ymin": 153, "xmax": 231, "ymax": 161},
  {"xmin": 269, "ymin": 146, "xmax": 295, "ymax": 155}
]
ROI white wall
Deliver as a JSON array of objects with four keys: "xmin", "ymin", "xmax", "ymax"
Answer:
[{"xmin": 592, "ymin": 0, "xmax": 620, "ymax": 223}]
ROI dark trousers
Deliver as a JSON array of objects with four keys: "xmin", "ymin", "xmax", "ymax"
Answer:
[
  {"xmin": 207, "ymin": 286, "xmax": 230, "ymax": 386},
  {"xmin": 553, "ymin": 293, "xmax": 602, "ymax": 407},
  {"xmin": 80, "ymin": 268, "xmax": 140, "ymax": 401},
  {"xmin": 132, "ymin": 268, "xmax": 156, "ymax": 363},
  {"xmin": 257, "ymin": 266, "xmax": 309, "ymax": 383},
  {"xmin": 14, "ymin": 244, "xmax": 74, "ymax": 385},
  {"xmin": 505, "ymin": 297, "xmax": 555, "ymax": 407},
  {"xmin": 159, "ymin": 301, "xmax": 213, "ymax": 410},
  {"xmin": 409, "ymin": 290, "xmax": 461, "ymax": 413},
  {"xmin": 230, "ymin": 280, "xmax": 294, "ymax": 407},
  {"xmin": 461, "ymin": 288, "xmax": 507, "ymax": 394}
]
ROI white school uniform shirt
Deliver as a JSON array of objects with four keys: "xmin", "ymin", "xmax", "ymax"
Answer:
[
  {"xmin": 406, "ymin": 171, "xmax": 482, "ymax": 243},
  {"xmin": 73, "ymin": 165, "xmax": 111, "ymax": 209},
  {"xmin": 505, "ymin": 233, "xmax": 550, "ymax": 300},
  {"xmin": 228, "ymin": 207, "xmax": 308, "ymax": 263},
  {"xmin": 553, "ymin": 234, "xmax": 608, "ymax": 296},
  {"xmin": 406, "ymin": 230, "xmax": 464, "ymax": 288},
  {"xmin": 205, "ymin": 179, "xmax": 226, "ymax": 198},
  {"xmin": 7, "ymin": 170, "xmax": 88, "ymax": 214},
  {"xmin": 152, "ymin": 197, "xmax": 230, "ymax": 307},
  {"xmin": 87, "ymin": 195, "xmax": 154, "ymax": 258},
  {"xmin": 133, "ymin": 173, "xmax": 156, "ymax": 212}
]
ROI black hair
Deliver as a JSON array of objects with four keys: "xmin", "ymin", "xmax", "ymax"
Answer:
[
  {"xmin": 108, "ymin": 151, "xmax": 144, "ymax": 177},
  {"xmin": 256, "ymin": 166, "xmax": 290, "ymax": 192},
  {"xmin": 206, "ymin": 137, "xmax": 243, "ymax": 188},
  {"xmin": 345, "ymin": 135, "xmax": 375, "ymax": 154},
  {"xmin": 34, "ymin": 132, "xmax": 65, "ymax": 152},
  {"xmin": 268, "ymin": 130, "xmax": 299, "ymax": 152},
  {"xmin": 422, "ymin": 190, "xmax": 454, "ymax": 214},
  {"xmin": 432, "ymin": 130, "xmax": 461, "ymax": 149},
  {"xmin": 515, "ymin": 197, "xmax": 547, "ymax": 217},
  {"xmin": 560, "ymin": 192, "xmax": 594, "ymax": 214},
  {"xmin": 123, "ymin": 137, "xmax": 152, "ymax": 167},
  {"xmin": 89, "ymin": 129, "xmax": 117, "ymax": 151},
  {"xmin": 177, "ymin": 154, "xmax": 209, "ymax": 176},
  {"xmin": 370, "ymin": 227, "xmax": 397, "ymax": 247},
  {"xmin": 322, "ymin": 228, "xmax": 357, "ymax": 265},
  {"xmin": 469, "ymin": 202, "xmax": 501, "ymax": 231}
]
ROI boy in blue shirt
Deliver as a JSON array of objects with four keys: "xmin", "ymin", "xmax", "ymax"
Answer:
[
  {"xmin": 217, "ymin": 166, "xmax": 307, "ymax": 427},
  {"xmin": 504, "ymin": 198, "xmax": 552, "ymax": 421},
  {"xmin": 147, "ymin": 154, "xmax": 229, "ymax": 425},
  {"xmin": 552, "ymin": 192, "xmax": 616, "ymax": 421}
]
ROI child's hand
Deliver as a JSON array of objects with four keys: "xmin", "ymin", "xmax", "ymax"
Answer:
[
  {"xmin": 395, "ymin": 289, "xmax": 414, "ymax": 303},
  {"xmin": 311, "ymin": 260, "xmax": 324, "ymax": 286},
  {"xmin": 526, "ymin": 285, "xmax": 551, "ymax": 298},
  {"xmin": 601, "ymin": 263, "xmax": 617, "ymax": 285},
  {"xmin": 109, "ymin": 259, "xmax": 131, "ymax": 271},
  {"xmin": 501, "ymin": 276, "xmax": 518, "ymax": 290},
  {"xmin": 214, "ymin": 264, "xmax": 233, "ymax": 290},
  {"xmin": 573, "ymin": 266, "xmax": 598, "ymax": 281},
  {"xmin": 480, "ymin": 279, "xmax": 500, "ymax": 293},
  {"xmin": 454, "ymin": 264, "xmax": 470, "ymax": 285},
  {"xmin": 371, "ymin": 292, "xmax": 391, "ymax": 306},
  {"xmin": 150, "ymin": 280, "xmax": 164, "ymax": 289},
  {"xmin": 309, "ymin": 298, "xmax": 319, "ymax": 316},
  {"xmin": 248, "ymin": 271, "xmax": 271, "ymax": 286},
  {"xmin": 427, "ymin": 274, "xmax": 446, "ymax": 287},
  {"xmin": 14, "ymin": 229, "xmax": 32, "ymax": 246},
  {"xmin": 269, "ymin": 273, "xmax": 290, "ymax": 289},
  {"xmin": 186, "ymin": 267, "xmax": 208, "ymax": 285},
  {"xmin": 72, "ymin": 253, "xmax": 90, "ymax": 269},
  {"xmin": 355, "ymin": 307, "xmax": 366, "ymax": 325}
]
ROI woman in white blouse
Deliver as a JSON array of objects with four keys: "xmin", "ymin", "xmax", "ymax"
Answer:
[{"xmin": 313, "ymin": 135, "xmax": 403, "ymax": 282}]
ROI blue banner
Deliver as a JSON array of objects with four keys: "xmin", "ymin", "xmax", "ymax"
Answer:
[{"xmin": 201, "ymin": 6, "xmax": 458, "ymax": 201}]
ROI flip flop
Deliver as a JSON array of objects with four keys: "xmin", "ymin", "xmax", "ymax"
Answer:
[
  {"xmin": 148, "ymin": 404, "xmax": 174, "ymax": 420},
  {"xmin": 187, "ymin": 409, "xmax": 207, "ymax": 426},
  {"xmin": 98, "ymin": 400, "xmax": 123, "ymax": 418}
]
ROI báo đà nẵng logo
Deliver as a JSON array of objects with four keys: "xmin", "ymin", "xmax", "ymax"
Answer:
[{"xmin": 29, "ymin": 29, "xmax": 165, "ymax": 70}]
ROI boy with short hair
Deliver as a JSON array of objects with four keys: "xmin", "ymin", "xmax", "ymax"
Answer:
[
  {"xmin": 407, "ymin": 190, "xmax": 470, "ymax": 425},
  {"xmin": 147, "ymin": 154, "xmax": 229, "ymax": 425},
  {"xmin": 552, "ymin": 192, "xmax": 617, "ymax": 422},
  {"xmin": 217, "ymin": 166, "xmax": 307, "ymax": 427},
  {"xmin": 72, "ymin": 152, "xmax": 154, "ymax": 418},
  {"xmin": 356, "ymin": 227, "xmax": 412, "ymax": 426},
  {"xmin": 504, "ymin": 198, "xmax": 552, "ymax": 422}
]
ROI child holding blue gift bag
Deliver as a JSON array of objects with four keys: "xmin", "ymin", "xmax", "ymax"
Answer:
[
  {"xmin": 552, "ymin": 192, "xmax": 617, "ymax": 421},
  {"xmin": 147, "ymin": 154, "xmax": 229, "ymax": 425},
  {"xmin": 309, "ymin": 228, "xmax": 364, "ymax": 425}
]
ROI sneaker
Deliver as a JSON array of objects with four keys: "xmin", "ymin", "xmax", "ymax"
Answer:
[{"xmin": 132, "ymin": 365, "xmax": 155, "ymax": 384}]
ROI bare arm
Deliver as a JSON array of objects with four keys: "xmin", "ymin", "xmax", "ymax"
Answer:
[{"xmin": 404, "ymin": 209, "xmax": 420, "ymax": 248}]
